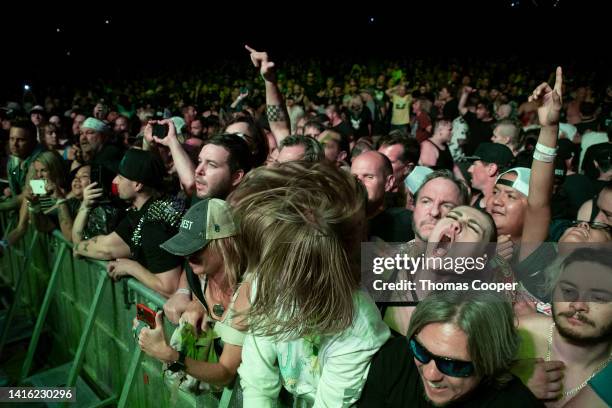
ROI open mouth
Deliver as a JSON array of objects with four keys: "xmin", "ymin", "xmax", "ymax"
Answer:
[{"xmin": 433, "ymin": 231, "xmax": 454, "ymax": 257}]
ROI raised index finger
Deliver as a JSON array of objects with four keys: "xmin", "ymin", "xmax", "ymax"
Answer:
[
  {"xmin": 554, "ymin": 66, "xmax": 563, "ymax": 96},
  {"xmin": 244, "ymin": 44, "xmax": 257, "ymax": 53}
]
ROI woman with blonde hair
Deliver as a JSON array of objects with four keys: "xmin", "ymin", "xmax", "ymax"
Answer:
[
  {"xmin": 231, "ymin": 161, "xmax": 390, "ymax": 406},
  {"xmin": 1, "ymin": 150, "xmax": 72, "ymax": 251},
  {"xmin": 134, "ymin": 198, "xmax": 251, "ymax": 388}
]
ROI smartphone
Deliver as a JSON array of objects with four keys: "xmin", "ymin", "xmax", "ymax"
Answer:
[
  {"xmin": 136, "ymin": 303, "xmax": 156, "ymax": 329},
  {"xmin": 152, "ymin": 123, "xmax": 169, "ymax": 138},
  {"xmin": 30, "ymin": 179, "xmax": 47, "ymax": 195},
  {"xmin": 90, "ymin": 165, "xmax": 110, "ymax": 204}
]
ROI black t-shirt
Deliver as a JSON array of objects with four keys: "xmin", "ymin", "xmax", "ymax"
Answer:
[
  {"xmin": 359, "ymin": 336, "xmax": 543, "ymax": 408},
  {"xmin": 368, "ymin": 207, "xmax": 415, "ymax": 243},
  {"xmin": 443, "ymin": 98, "xmax": 460, "ymax": 121},
  {"xmin": 349, "ymin": 107, "xmax": 373, "ymax": 139},
  {"xmin": 462, "ymin": 112, "xmax": 495, "ymax": 157},
  {"xmin": 575, "ymin": 119, "xmax": 599, "ymax": 135},
  {"xmin": 559, "ymin": 174, "xmax": 596, "ymax": 219},
  {"xmin": 332, "ymin": 121, "xmax": 355, "ymax": 142},
  {"xmin": 115, "ymin": 198, "xmax": 182, "ymax": 274}
]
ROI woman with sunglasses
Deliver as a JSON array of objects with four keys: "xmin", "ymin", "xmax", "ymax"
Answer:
[{"xmin": 359, "ymin": 291, "xmax": 543, "ymax": 407}]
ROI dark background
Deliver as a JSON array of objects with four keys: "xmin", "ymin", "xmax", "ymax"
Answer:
[{"xmin": 2, "ymin": 0, "xmax": 610, "ymax": 100}]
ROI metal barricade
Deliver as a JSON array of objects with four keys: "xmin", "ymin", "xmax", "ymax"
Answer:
[{"xmin": 0, "ymin": 212, "xmax": 237, "ymax": 407}]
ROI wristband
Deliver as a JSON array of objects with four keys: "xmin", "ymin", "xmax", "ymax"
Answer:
[
  {"xmin": 535, "ymin": 143, "xmax": 558, "ymax": 156},
  {"xmin": 533, "ymin": 150, "xmax": 556, "ymax": 163},
  {"xmin": 176, "ymin": 288, "xmax": 191, "ymax": 295}
]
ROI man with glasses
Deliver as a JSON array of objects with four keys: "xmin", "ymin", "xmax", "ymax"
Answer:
[{"xmin": 360, "ymin": 292, "xmax": 542, "ymax": 407}]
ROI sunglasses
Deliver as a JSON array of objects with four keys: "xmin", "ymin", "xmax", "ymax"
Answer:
[
  {"xmin": 409, "ymin": 336, "xmax": 475, "ymax": 378},
  {"xmin": 570, "ymin": 220, "xmax": 612, "ymax": 234}
]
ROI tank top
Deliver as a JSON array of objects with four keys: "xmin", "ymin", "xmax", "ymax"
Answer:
[{"xmin": 426, "ymin": 139, "xmax": 454, "ymax": 170}]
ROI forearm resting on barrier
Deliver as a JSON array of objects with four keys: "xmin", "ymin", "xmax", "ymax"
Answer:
[
  {"xmin": 108, "ymin": 261, "xmax": 181, "ymax": 298},
  {"xmin": 73, "ymin": 232, "xmax": 130, "ymax": 260}
]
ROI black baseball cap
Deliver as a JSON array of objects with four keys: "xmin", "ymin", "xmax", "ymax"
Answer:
[
  {"xmin": 118, "ymin": 149, "xmax": 165, "ymax": 189},
  {"xmin": 465, "ymin": 143, "xmax": 514, "ymax": 168}
]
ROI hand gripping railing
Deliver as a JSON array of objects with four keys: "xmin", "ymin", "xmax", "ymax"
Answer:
[{"xmin": 6, "ymin": 227, "xmax": 235, "ymax": 407}]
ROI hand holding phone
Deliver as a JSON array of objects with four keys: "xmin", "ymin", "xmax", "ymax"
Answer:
[
  {"xmin": 30, "ymin": 179, "xmax": 47, "ymax": 195},
  {"xmin": 152, "ymin": 124, "xmax": 169, "ymax": 138},
  {"xmin": 137, "ymin": 303, "xmax": 157, "ymax": 329}
]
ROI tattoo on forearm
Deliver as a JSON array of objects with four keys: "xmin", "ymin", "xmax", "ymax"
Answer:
[{"xmin": 266, "ymin": 104, "xmax": 287, "ymax": 122}]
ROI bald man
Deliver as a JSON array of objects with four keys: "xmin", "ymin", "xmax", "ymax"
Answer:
[{"xmin": 351, "ymin": 151, "xmax": 414, "ymax": 242}]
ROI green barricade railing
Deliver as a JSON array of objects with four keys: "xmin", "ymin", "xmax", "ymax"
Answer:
[{"xmin": 0, "ymin": 212, "xmax": 237, "ymax": 408}]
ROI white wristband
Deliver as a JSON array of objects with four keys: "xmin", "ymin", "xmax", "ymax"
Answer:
[
  {"xmin": 535, "ymin": 143, "xmax": 558, "ymax": 156},
  {"xmin": 533, "ymin": 151, "xmax": 556, "ymax": 163},
  {"xmin": 175, "ymin": 288, "xmax": 191, "ymax": 295}
]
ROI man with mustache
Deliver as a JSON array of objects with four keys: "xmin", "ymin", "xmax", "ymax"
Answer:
[
  {"xmin": 383, "ymin": 169, "xmax": 468, "ymax": 334},
  {"xmin": 516, "ymin": 248, "xmax": 612, "ymax": 406},
  {"xmin": 149, "ymin": 124, "xmax": 252, "ymax": 323}
]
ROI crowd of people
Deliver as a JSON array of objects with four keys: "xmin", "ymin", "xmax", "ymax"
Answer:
[{"xmin": 1, "ymin": 44, "xmax": 611, "ymax": 407}]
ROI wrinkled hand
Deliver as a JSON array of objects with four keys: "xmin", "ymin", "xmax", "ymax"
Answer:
[
  {"xmin": 81, "ymin": 182, "xmax": 103, "ymax": 208},
  {"xmin": 496, "ymin": 234, "xmax": 514, "ymax": 261},
  {"xmin": 163, "ymin": 291, "xmax": 192, "ymax": 325},
  {"xmin": 528, "ymin": 67, "xmax": 563, "ymax": 127},
  {"xmin": 136, "ymin": 312, "xmax": 173, "ymax": 362},
  {"xmin": 525, "ymin": 358, "xmax": 565, "ymax": 400},
  {"xmin": 245, "ymin": 45, "xmax": 276, "ymax": 82},
  {"xmin": 180, "ymin": 298, "xmax": 208, "ymax": 332},
  {"xmin": 107, "ymin": 258, "xmax": 140, "ymax": 281}
]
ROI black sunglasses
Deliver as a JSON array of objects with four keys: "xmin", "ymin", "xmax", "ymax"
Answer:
[
  {"xmin": 570, "ymin": 220, "xmax": 612, "ymax": 234},
  {"xmin": 409, "ymin": 336, "xmax": 475, "ymax": 378}
]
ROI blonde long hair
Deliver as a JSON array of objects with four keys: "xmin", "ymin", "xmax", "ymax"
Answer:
[{"xmin": 229, "ymin": 161, "xmax": 367, "ymax": 339}]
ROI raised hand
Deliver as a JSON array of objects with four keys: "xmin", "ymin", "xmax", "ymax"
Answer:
[
  {"xmin": 81, "ymin": 182, "xmax": 104, "ymax": 209},
  {"xmin": 528, "ymin": 67, "xmax": 563, "ymax": 127},
  {"xmin": 245, "ymin": 44, "xmax": 276, "ymax": 82},
  {"xmin": 153, "ymin": 119, "xmax": 179, "ymax": 146}
]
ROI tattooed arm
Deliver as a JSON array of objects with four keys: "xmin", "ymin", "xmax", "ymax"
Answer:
[
  {"xmin": 73, "ymin": 232, "xmax": 131, "ymax": 260},
  {"xmin": 245, "ymin": 45, "xmax": 290, "ymax": 146}
]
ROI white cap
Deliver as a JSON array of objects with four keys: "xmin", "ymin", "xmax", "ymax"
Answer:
[
  {"xmin": 495, "ymin": 167, "xmax": 531, "ymax": 196},
  {"xmin": 405, "ymin": 166, "xmax": 434, "ymax": 194}
]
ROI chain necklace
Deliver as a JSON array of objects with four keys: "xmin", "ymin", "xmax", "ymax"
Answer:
[{"xmin": 545, "ymin": 322, "xmax": 612, "ymax": 398}]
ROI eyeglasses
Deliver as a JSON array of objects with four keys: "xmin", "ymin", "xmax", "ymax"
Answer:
[
  {"xmin": 409, "ymin": 336, "xmax": 475, "ymax": 378},
  {"xmin": 570, "ymin": 220, "xmax": 612, "ymax": 234}
]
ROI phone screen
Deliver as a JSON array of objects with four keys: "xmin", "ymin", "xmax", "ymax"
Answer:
[{"xmin": 30, "ymin": 179, "xmax": 47, "ymax": 195}]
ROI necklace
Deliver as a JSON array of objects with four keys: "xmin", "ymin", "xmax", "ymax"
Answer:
[{"xmin": 545, "ymin": 322, "xmax": 612, "ymax": 398}]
